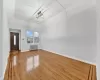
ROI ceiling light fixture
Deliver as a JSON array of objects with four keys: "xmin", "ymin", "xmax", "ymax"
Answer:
[
  {"xmin": 30, "ymin": 0, "xmax": 67, "ymax": 21},
  {"xmin": 36, "ymin": 11, "xmax": 43, "ymax": 19},
  {"xmin": 32, "ymin": 0, "xmax": 56, "ymax": 19}
]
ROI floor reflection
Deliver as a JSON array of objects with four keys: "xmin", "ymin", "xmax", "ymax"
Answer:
[
  {"xmin": 4, "ymin": 50, "xmax": 96, "ymax": 80},
  {"xmin": 26, "ymin": 55, "xmax": 39, "ymax": 72},
  {"xmin": 13, "ymin": 56, "xmax": 17, "ymax": 66}
]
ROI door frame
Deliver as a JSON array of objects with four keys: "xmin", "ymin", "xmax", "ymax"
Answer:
[{"xmin": 9, "ymin": 29, "xmax": 21, "ymax": 51}]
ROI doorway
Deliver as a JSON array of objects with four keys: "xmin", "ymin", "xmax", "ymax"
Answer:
[{"xmin": 10, "ymin": 32, "xmax": 19, "ymax": 51}]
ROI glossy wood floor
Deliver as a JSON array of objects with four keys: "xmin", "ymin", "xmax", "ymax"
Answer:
[{"xmin": 4, "ymin": 50, "xmax": 96, "ymax": 80}]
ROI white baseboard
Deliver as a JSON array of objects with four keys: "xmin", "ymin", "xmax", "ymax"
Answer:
[
  {"xmin": 42, "ymin": 49, "xmax": 96, "ymax": 65},
  {"xmin": 21, "ymin": 50, "xmax": 29, "ymax": 52}
]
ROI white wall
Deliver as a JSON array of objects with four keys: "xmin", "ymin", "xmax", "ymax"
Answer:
[
  {"xmin": 40, "ymin": 7, "xmax": 97, "ymax": 64},
  {"xmin": 0, "ymin": 0, "xmax": 3, "ymax": 78},
  {"xmin": 96, "ymin": 0, "xmax": 100, "ymax": 79},
  {"xmin": 2, "ymin": 10, "xmax": 9, "ymax": 77}
]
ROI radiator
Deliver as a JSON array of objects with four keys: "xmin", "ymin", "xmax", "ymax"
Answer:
[{"xmin": 30, "ymin": 45, "xmax": 38, "ymax": 50}]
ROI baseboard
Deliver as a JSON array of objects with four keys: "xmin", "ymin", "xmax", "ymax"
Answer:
[
  {"xmin": 21, "ymin": 50, "xmax": 29, "ymax": 52},
  {"xmin": 21, "ymin": 48, "xmax": 42, "ymax": 53},
  {"xmin": 42, "ymin": 49, "xmax": 96, "ymax": 65}
]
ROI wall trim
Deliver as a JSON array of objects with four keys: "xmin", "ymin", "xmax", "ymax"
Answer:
[
  {"xmin": 9, "ymin": 28, "xmax": 21, "ymax": 51},
  {"xmin": 21, "ymin": 50, "xmax": 29, "ymax": 52},
  {"xmin": 42, "ymin": 49, "xmax": 96, "ymax": 65}
]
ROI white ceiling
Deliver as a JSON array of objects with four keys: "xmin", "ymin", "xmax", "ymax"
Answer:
[{"xmin": 14, "ymin": 0, "xmax": 96, "ymax": 21}]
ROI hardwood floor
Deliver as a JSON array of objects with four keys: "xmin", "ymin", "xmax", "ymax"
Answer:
[{"xmin": 4, "ymin": 50, "xmax": 96, "ymax": 80}]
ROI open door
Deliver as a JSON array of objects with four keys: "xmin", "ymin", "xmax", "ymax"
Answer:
[{"xmin": 10, "ymin": 32, "xmax": 19, "ymax": 51}]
